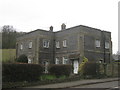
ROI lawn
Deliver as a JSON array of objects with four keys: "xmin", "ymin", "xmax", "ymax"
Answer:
[{"xmin": 2, "ymin": 49, "xmax": 16, "ymax": 63}]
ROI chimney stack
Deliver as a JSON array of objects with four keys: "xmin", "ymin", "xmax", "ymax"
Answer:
[
  {"xmin": 61, "ymin": 23, "xmax": 66, "ymax": 30},
  {"xmin": 49, "ymin": 26, "xmax": 53, "ymax": 32}
]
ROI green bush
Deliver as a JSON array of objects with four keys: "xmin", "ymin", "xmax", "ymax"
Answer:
[
  {"xmin": 82, "ymin": 62, "xmax": 100, "ymax": 78},
  {"xmin": 49, "ymin": 64, "xmax": 72, "ymax": 77},
  {"xmin": 2, "ymin": 63, "xmax": 44, "ymax": 82},
  {"xmin": 16, "ymin": 54, "xmax": 28, "ymax": 63},
  {"xmin": 40, "ymin": 74, "xmax": 56, "ymax": 80},
  {"xmin": 78, "ymin": 57, "xmax": 88, "ymax": 75}
]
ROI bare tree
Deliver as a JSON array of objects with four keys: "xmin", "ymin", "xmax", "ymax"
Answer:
[{"xmin": 2, "ymin": 25, "xmax": 24, "ymax": 49}]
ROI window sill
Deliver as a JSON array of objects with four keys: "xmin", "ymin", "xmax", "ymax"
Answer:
[
  {"xmin": 105, "ymin": 48, "xmax": 109, "ymax": 49},
  {"xmin": 43, "ymin": 47, "xmax": 49, "ymax": 48},
  {"xmin": 56, "ymin": 47, "xmax": 60, "ymax": 49}
]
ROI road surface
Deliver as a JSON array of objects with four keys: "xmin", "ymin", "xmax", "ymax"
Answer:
[
  {"xmin": 59, "ymin": 81, "xmax": 119, "ymax": 90},
  {"xmin": 72, "ymin": 81, "xmax": 119, "ymax": 88}
]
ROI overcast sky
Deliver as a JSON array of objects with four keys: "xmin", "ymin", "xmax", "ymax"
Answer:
[{"xmin": 0, "ymin": 0, "xmax": 119, "ymax": 54}]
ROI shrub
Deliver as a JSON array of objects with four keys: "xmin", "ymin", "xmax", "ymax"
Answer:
[
  {"xmin": 82, "ymin": 62, "xmax": 100, "ymax": 78},
  {"xmin": 78, "ymin": 57, "xmax": 88, "ymax": 75},
  {"xmin": 49, "ymin": 64, "xmax": 72, "ymax": 77},
  {"xmin": 16, "ymin": 54, "xmax": 28, "ymax": 63},
  {"xmin": 2, "ymin": 63, "xmax": 44, "ymax": 82}
]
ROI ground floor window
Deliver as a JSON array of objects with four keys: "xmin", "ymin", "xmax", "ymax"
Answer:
[
  {"xmin": 62, "ymin": 57, "xmax": 68, "ymax": 64},
  {"xmin": 28, "ymin": 57, "xmax": 32, "ymax": 63},
  {"xmin": 55, "ymin": 58, "xmax": 60, "ymax": 64}
]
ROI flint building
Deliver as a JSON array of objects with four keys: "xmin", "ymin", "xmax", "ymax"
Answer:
[{"xmin": 16, "ymin": 24, "xmax": 112, "ymax": 74}]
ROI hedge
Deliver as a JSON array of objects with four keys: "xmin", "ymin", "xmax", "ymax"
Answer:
[
  {"xmin": 48, "ymin": 64, "xmax": 72, "ymax": 77},
  {"xmin": 2, "ymin": 63, "xmax": 44, "ymax": 82},
  {"xmin": 82, "ymin": 62, "xmax": 100, "ymax": 78}
]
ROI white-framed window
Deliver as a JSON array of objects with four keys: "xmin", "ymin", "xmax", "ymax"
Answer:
[
  {"xmin": 95, "ymin": 40, "xmax": 100, "ymax": 47},
  {"xmin": 56, "ymin": 41, "xmax": 60, "ymax": 48},
  {"xmin": 55, "ymin": 58, "xmax": 60, "ymax": 64},
  {"xmin": 105, "ymin": 42, "xmax": 109, "ymax": 49},
  {"xmin": 62, "ymin": 57, "xmax": 68, "ymax": 64},
  {"xmin": 29, "ymin": 41, "xmax": 32, "ymax": 49},
  {"xmin": 63, "ymin": 40, "xmax": 67, "ymax": 47},
  {"xmin": 43, "ymin": 40, "xmax": 49, "ymax": 48},
  {"xmin": 20, "ymin": 44, "xmax": 23, "ymax": 50}
]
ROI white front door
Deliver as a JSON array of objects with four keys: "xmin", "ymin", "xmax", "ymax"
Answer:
[
  {"xmin": 73, "ymin": 60, "xmax": 79, "ymax": 74},
  {"xmin": 28, "ymin": 57, "xmax": 32, "ymax": 63},
  {"xmin": 44, "ymin": 61, "xmax": 49, "ymax": 73}
]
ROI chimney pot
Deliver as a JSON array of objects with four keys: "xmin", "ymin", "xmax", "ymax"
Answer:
[
  {"xmin": 49, "ymin": 26, "xmax": 53, "ymax": 32},
  {"xmin": 61, "ymin": 23, "xmax": 66, "ymax": 30}
]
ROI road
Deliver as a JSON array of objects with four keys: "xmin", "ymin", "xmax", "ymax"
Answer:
[
  {"xmin": 59, "ymin": 81, "xmax": 119, "ymax": 90},
  {"xmin": 72, "ymin": 81, "xmax": 119, "ymax": 88}
]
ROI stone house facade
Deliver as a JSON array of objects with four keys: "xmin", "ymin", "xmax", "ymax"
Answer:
[{"xmin": 16, "ymin": 24, "xmax": 112, "ymax": 74}]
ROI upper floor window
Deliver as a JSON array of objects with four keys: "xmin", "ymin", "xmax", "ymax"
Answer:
[
  {"xmin": 20, "ymin": 44, "xmax": 23, "ymax": 50},
  {"xmin": 63, "ymin": 40, "xmax": 67, "ymax": 47},
  {"xmin": 43, "ymin": 40, "xmax": 49, "ymax": 48},
  {"xmin": 63, "ymin": 57, "xmax": 68, "ymax": 64},
  {"xmin": 55, "ymin": 58, "xmax": 60, "ymax": 64},
  {"xmin": 29, "ymin": 41, "xmax": 32, "ymax": 49},
  {"xmin": 95, "ymin": 40, "xmax": 100, "ymax": 48},
  {"xmin": 56, "ymin": 41, "xmax": 60, "ymax": 48},
  {"xmin": 105, "ymin": 42, "xmax": 109, "ymax": 49}
]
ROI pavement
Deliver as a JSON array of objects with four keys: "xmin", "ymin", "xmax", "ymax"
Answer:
[{"xmin": 24, "ymin": 78, "xmax": 119, "ymax": 88}]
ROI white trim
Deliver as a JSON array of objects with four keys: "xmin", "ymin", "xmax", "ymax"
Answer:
[{"xmin": 63, "ymin": 40, "xmax": 67, "ymax": 47}]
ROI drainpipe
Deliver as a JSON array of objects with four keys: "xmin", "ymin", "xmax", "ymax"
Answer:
[
  {"xmin": 102, "ymin": 31, "xmax": 106, "ymax": 63},
  {"xmin": 102, "ymin": 31, "xmax": 107, "ymax": 76},
  {"xmin": 53, "ymin": 33, "xmax": 55, "ymax": 64}
]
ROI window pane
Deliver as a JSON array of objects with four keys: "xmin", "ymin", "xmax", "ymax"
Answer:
[
  {"xmin": 105, "ymin": 42, "xmax": 109, "ymax": 49},
  {"xmin": 46, "ymin": 41, "xmax": 49, "ymax": 48},
  {"xmin": 63, "ymin": 40, "xmax": 67, "ymax": 47},
  {"xmin": 43, "ymin": 40, "xmax": 49, "ymax": 48},
  {"xmin": 95, "ymin": 40, "xmax": 100, "ymax": 47},
  {"xmin": 56, "ymin": 41, "xmax": 60, "ymax": 48},
  {"xmin": 43, "ymin": 40, "xmax": 46, "ymax": 47},
  {"xmin": 55, "ymin": 58, "xmax": 59, "ymax": 64},
  {"xmin": 63, "ymin": 57, "xmax": 68, "ymax": 64},
  {"xmin": 29, "ymin": 42, "xmax": 32, "ymax": 48},
  {"xmin": 20, "ymin": 44, "xmax": 23, "ymax": 50}
]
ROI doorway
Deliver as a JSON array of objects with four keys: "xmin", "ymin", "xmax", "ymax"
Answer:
[
  {"xmin": 73, "ymin": 60, "xmax": 79, "ymax": 74},
  {"xmin": 44, "ymin": 61, "xmax": 49, "ymax": 73}
]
